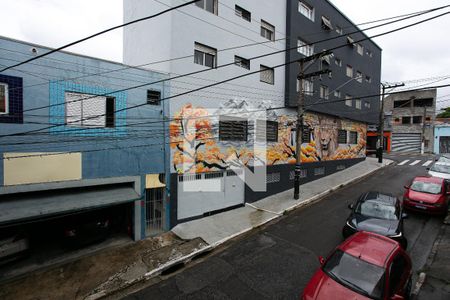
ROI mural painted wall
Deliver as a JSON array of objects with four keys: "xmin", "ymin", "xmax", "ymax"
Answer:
[{"xmin": 170, "ymin": 101, "xmax": 366, "ymax": 174}]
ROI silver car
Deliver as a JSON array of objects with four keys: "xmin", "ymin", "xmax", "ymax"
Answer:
[{"xmin": 428, "ymin": 162, "xmax": 450, "ymax": 180}]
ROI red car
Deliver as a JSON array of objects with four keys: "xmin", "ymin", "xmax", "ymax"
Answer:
[
  {"xmin": 301, "ymin": 231, "xmax": 412, "ymax": 300},
  {"xmin": 403, "ymin": 176, "xmax": 449, "ymax": 214}
]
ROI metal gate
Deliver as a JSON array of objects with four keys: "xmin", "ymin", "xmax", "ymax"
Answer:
[
  {"xmin": 177, "ymin": 170, "xmax": 245, "ymax": 220},
  {"xmin": 391, "ymin": 133, "xmax": 421, "ymax": 153},
  {"xmin": 145, "ymin": 187, "xmax": 165, "ymax": 235},
  {"xmin": 440, "ymin": 137, "xmax": 450, "ymax": 154}
]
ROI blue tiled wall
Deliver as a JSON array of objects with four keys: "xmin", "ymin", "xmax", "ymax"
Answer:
[{"xmin": 49, "ymin": 81, "xmax": 127, "ymax": 136}]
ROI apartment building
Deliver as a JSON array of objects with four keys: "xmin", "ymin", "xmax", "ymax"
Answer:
[{"xmin": 123, "ymin": 0, "xmax": 381, "ymax": 227}]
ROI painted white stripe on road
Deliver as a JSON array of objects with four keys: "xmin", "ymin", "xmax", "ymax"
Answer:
[
  {"xmin": 422, "ymin": 160, "xmax": 433, "ymax": 167},
  {"xmin": 398, "ymin": 160, "xmax": 409, "ymax": 165},
  {"xmin": 410, "ymin": 160, "xmax": 421, "ymax": 166}
]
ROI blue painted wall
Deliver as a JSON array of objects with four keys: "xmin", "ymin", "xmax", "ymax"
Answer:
[
  {"xmin": 434, "ymin": 125, "xmax": 450, "ymax": 154},
  {"xmin": 0, "ymin": 36, "xmax": 170, "ymax": 184}
]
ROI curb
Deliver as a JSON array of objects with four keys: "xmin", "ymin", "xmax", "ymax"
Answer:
[
  {"xmin": 93, "ymin": 159, "xmax": 393, "ymax": 299},
  {"xmin": 410, "ymin": 210, "xmax": 450, "ymax": 300}
]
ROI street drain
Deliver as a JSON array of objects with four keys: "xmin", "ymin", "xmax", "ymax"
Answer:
[{"xmin": 160, "ymin": 261, "xmax": 185, "ymax": 276}]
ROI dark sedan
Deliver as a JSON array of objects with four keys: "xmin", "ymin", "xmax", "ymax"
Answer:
[{"xmin": 342, "ymin": 192, "xmax": 408, "ymax": 249}]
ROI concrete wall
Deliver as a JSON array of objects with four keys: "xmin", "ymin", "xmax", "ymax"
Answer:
[{"xmin": 384, "ymin": 89, "xmax": 436, "ymax": 153}]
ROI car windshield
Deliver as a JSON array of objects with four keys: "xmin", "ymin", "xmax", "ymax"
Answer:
[
  {"xmin": 430, "ymin": 164, "xmax": 450, "ymax": 174},
  {"xmin": 410, "ymin": 181, "xmax": 442, "ymax": 194},
  {"xmin": 323, "ymin": 249, "xmax": 385, "ymax": 300},
  {"xmin": 355, "ymin": 200, "xmax": 398, "ymax": 220}
]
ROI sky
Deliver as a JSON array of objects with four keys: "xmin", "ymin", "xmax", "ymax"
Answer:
[{"xmin": 0, "ymin": 0, "xmax": 449, "ymax": 109}]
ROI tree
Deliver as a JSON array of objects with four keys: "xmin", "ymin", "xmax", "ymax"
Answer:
[{"xmin": 437, "ymin": 107, "xmax": 450, "ymax": 118}]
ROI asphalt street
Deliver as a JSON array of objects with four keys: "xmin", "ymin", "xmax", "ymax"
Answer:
[{"xmin": 125, "ymin": 154, "xmax": 443, "ymax": 300}]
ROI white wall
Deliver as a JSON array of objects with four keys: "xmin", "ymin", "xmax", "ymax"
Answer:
[{"xmin": 123, "ymin": 0, "xmax": 287, "ymax": 112}]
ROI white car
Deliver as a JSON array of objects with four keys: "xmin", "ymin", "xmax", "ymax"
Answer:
[{"xmin": 428, "ymin": 162, "xmax": 450, "ymax": 180}]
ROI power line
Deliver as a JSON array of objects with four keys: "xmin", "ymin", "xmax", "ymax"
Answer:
[
  {"xmin": 1, "ymin": 9, "xmax": 448, "ymax": 140},
  {"xmin": 15, "ymin": 5, "xmax": 447, "ymax": 116},
  {"xmin": 0, "ymin": 0, "xmax": 202, "ymax": 73}
]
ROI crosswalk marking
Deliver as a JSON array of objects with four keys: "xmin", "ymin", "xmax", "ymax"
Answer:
[
  {"xmin": 410, "ymin": 160, "xmax": 421, "ymax": 166},
  {"xmin": 422, "ymin": 160, "xmax": 433, "ymax": 167},
  {"xmin": 398, "ymin": 160, "xmax": 409, "ymax": 166}
]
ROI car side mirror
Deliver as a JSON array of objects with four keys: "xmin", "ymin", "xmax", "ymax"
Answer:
[
  {"xmin": 403, "ymin": 185, "xmax": 409, "ymax": 189},
  {"xmin": 402, "ymin": 213, "xmax": 408, "ymax": 219},
  {"xmin": 390, "ymin": 295, "xmax": 404, "ymax": 300},
  {"xmin": 318, "ymin": 256, "xmax": 325, "ymax": 265},
  {"xmin": 348, "ymin": 203, "xmax": 354, "ymax": 210}
]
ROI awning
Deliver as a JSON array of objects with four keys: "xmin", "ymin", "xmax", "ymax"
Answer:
[
  {"xmin": 321, "ymin": 16, "xmax": 333, "ymax": 30},
  {"xmin": 347, "ymin": 36, "xmax": 355, "ymax": 46},
  {"xmin": 0, "ymin": 185, "xmax": 140, "ymax": 225}
]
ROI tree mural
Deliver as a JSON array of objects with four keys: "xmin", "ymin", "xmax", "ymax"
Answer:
[{"xmin": 170, "ymin": 103, "xmax": 367, "ymax": 174}]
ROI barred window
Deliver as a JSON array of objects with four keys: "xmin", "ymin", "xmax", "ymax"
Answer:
[
  {"xmin": 147, "ymin": 90, "xmax": 161, "ymax": 105},
  {"xmin": 349, "ymin": 131, "xmax": 358, "ymax": 144},
  {"xmin": 302, "ymin": 128, "xmax": 311, "ymax": 143},
  {"xmin": 260, "ymin": 65, "xmax": 274, "ymax": 84},
  {"xmin": 338, "ymin": 130, "xmax": 347, "ymax": 144},
  {"xmin": 234, "ymin": 56, "xmax": 250, "ymax": 70},
  {"xmin": 219, "ymin": 118, "xmax": 248, "ymax": 141},
  {"xmin": 256, "ymin": 120, "xmax": 278, "ymax": 142}
]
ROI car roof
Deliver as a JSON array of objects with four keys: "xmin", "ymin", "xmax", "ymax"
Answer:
[
  {"xmin": 339, "ymin": 231, "xmax": 398, "ymax": 267},
  {"xmin": 413, "ymin": 176, "xmax": 444, "ymax": 184},
  {"xmin": 361, "ymin": 191, "xmax": 397, "ymax": 205}
]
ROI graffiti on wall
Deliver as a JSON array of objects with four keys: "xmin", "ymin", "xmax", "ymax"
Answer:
[{"xmin": 170, "ymin": 102, "xmax": 366, "ymax": 174}]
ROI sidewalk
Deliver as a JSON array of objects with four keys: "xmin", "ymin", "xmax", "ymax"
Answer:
[
  {"xmin": 0, "ymin": 157, "xmax": 392, "ymax": 300},
  {"xmin": 416, "ymin": 214, "xmax": 450, "ymax": 300}
]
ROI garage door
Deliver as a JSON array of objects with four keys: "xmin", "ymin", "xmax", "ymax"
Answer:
[
  {"xmin": 391, "ymin": 133, "xmax": 421, "ymax": 153},
  {"xmin": 177, "ymin": 170, "xmax": 245, "ymax": 221}
]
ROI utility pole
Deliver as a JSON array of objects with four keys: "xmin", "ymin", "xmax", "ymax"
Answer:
[
  {"xmin": 378, "ymin": 82, "xmax": 405, "ymax": 163},
  {"xmin": 294, "ymin": 52, "xmax": 331, "ymax": 200},
  {"xmin": 421, "ymin": 106, "xmax": 427, "ymax": 154}
]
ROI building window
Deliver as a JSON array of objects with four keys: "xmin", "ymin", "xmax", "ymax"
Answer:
[
  {"xmin": 261, "ymin": 20, "xmax": 275, "ymax": 41},
  {"xmin": 334, "ymin": 90, "xmax": 341, "ymax": 98},
  {"xmin": 297, "ymin": 79, "xmax": 314, "ymax": 94},
  {"xmin": 346, "ymin": 65, "xmax": 353, "ymax": 78},
  {"xmin": 195, "ymin": 0, "xmax": 218, "ymax": 15},
  {"xmin": 65, "ymin": 92, "xmax": 115, "ymax": 128},
  {"xmin": 219, "ymin": 118, "xmax": 248, "ymax": 141},
  {"xmin": 402, "ymin": 116, "xmax": 411, "ymax": 124},
  {"xmin": 0, "ymin": 83, "xmax": 8, "ymax": 114},
  {"xmin": 413, "ymin": 116, "xmax": 422, "ymax": 124},
  {"xmin": 234, "ymin": 55, "xmax": 250, "ymax": 70},
  {"xmin": 365, "ymin": 75, "xmax": 372, "ymax": 83},
  {"xmin": 194, "ymin": 42, "xmax": 217, "ymax": 68},
  {"xmin": 147, "ymin": 90, "xmax": 161, "ymax": 105},
  {"xmin": 349, "ymin": 131, "xmax": 358, "ymax": 144},
  {"xmin": 321, "ymin": 16, "xmax": 333, "ymax": 30},
  {"xmin": 235, "ymin": 5, "xmax": 251, "ymax": 22},
  {"xmin": 298, "ymin": 38, "xmax": 314, "ymax": 56},
  {"xmin": 334, "ymin": 57, "xmax": 342, "ymax": 67},
  {"xmin": 320, "ymin": 85, "xmax": 329, "ymax": 99},
  {"xmin": 336, "ymin": 25, "xmax": 343, "ymax": 35},
  {"xmin": 298, "ymin": 1, "xmax": 314, "ymax": 21},
  {"xmin": 357, "ymin": 44, "xmax": 364, "ymax": 55},
  {"xmin": 364, "ymin": 101, "xmax": 371, "ymax": 109},
  {"xmin": 338, "ymin": 130, "xmax": 347, "ymax": 144},
  {"xmin": 425, "ymin": 117, "xmax": 431, "ymax": 121},
  {"xmin": 414, "ymin": 98, "xmax": 433, "ymax": 107},
  {"xmin": 356, "ymin": 71, "xmax": 363, "ymax": 82},
  {"xmin": 256, "ymin": 120, "xmax": 278, "ymax": 142},
  {"xmin": 345, "ymin": 94, "xmax": 352, "ymax": 107},
  {"xmin": 394, "ymin": 100, "xmax": 411, "ymax": 108},
  {"xmin": 355, "ymin": 99, "xmax": 362, "ymax": 110},
  {"xmin": 260, "ymin": 65, "xmax": 274, "ymax": 84},
  {"xmin": 394, "ymin": 118, "xmax": 400, "ymax": 123},
  {"xmin": 302, "ymin": 127, "xmax": 311, "ymax": 143}
]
